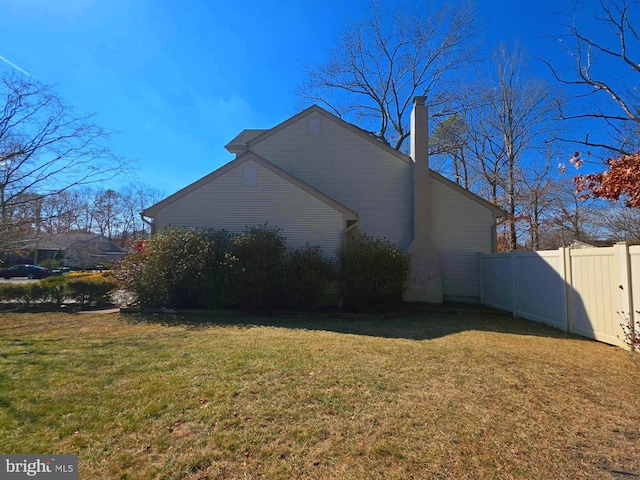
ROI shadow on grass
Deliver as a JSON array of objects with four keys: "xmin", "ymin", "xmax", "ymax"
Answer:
[{"xmin": 122, "ymin": 303, "xmax": 596, "ymax": 343}]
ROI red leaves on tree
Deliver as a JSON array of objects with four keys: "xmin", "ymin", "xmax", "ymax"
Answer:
[{"xmin": 575, "ymin": 153, "xmax": 640, "ymax": 208}]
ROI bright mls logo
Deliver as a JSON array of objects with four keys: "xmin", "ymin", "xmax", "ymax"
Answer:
[{"xmin": 1, "ymin": 455, "xmax": 78, "ymax": 479}]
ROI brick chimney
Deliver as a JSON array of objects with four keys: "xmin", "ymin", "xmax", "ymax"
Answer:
[{"xmin": 405, "ymin": 96, "xmax": 443, "ymax": 303}]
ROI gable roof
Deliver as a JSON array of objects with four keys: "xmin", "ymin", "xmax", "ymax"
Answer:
[
  {"xmin": 241, "ymin": 105, "xmax": 411, "ymax": 164},
  {"xmin": 38, "ymin": 233, "xmax": 125, "ymax": 253},
  {"xmin": 143, "ymin": 151, "xmax": 358, "ymax": 221},
  {"xmin": 229, "ymin": 104, "xmax": 506, "ymax": 217}
]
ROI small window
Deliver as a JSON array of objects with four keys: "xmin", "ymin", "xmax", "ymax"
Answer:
[
  {"xmin": 309, "ymin": 117, "xmax": 322, "ymax": 134},
  {"xmin": 243, "ymin": 167, "xmax": 258, "ymax": 186}
]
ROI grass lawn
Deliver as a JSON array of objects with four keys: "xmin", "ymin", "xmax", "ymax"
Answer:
[{"xmin": 0, "ymin": 310, "xmax": 639, "ymax": 479}]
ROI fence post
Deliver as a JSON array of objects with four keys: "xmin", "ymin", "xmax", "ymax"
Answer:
[
  {"xmin": 511, "ymin": 252, "xmax": 517, "ymax": 318},
  {"xmin": 563, "ymin": 247, "xmax": 574, "ymax": 334},
  {"xmin": 558, "ymin": 247, "xmax": 569, "ymax": 332},
  {"xmin": 478, "ymin": 252, "xmax": 484, "ymax": 305},
  {"xmin": 616, "ymin": 242, "xmax": 635, "ymax": 349}
]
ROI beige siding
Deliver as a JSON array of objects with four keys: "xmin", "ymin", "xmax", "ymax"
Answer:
[
  {"xmin": 251, "ymin": 112, "xmax": 413, "ymax": 249},
  {"xmin": 431, "ymin": 178, "xmax": 496, "ymax": 301},
  {"xmin": 155, "ymin": 159, "xmax": 345, "ymax": 255}
]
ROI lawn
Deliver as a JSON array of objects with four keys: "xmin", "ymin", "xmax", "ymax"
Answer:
[{"xmin": 0, "ymin": 310, "xmax": 638, "ymax": 479}]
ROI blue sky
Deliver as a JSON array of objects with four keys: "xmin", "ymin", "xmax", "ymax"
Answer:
[{"xmin": 0, "ymin": 0, "xmax": 600, "ymax": 196}]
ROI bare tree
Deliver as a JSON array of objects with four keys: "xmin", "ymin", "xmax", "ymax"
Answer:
[
  {"xmin": 517, "ymin": 155, "xmax": 558, "ymax": 250},
  {"xmin": 598, "ymin": 201, "xmax": 640, "ymax": 242},
  {"xmin": 0, "ymin": 73, "xmax": 128, "ymax": 254},
  {"xmin": 91, "ymin": 189, "xmax": 123, "ymax": 241},
  {"xmin": 466, "ymin": 43, "xmax": 562, "ymax": 250},
  {"xmin": 540, "ymin": 177, "xmax": 605, "ymax": 249},
  {"xmin": 33, "ymin": 182, "xmax": 162, "ymax": 248},
  {"xmin": 117, "ymin": 182, "xmax": 164, "ymax": 246},
  {"xmin": 295, "ymin": 1, "xmax": 480, "ymax": 151},
  {"xmin": 546, "ymin": 0, "xmax": 640, "ymax": 155},
  {"xmin": 39, "ymin": 190, "xmax": 88, "ymax": 234}
]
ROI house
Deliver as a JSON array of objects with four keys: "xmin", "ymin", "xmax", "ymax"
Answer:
[
  {"xmin": 566, "ymin": 239, "xmax": 615, "ymax": 249},
  {"xmin": 143, "ymin": 98, "xmax": 505, "ymax": 303},
  {"xmin": 36, "ymin": 233, "xmax": 126, "ymax": 268}
]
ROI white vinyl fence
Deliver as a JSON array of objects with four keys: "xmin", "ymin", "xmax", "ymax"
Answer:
[{"xmin": 479, "ymin": 243, "xmax": 639, "ymax": 348}]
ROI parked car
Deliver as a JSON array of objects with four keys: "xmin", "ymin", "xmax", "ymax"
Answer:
[
  {"xmin": 49, "ymin": 267, "xmax": 71, "ymax": 276},
  {"xmin": 0, "ymin": 264, "xmax": 49, "ymax": 279}
]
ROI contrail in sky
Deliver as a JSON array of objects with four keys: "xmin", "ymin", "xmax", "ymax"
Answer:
[{"xmin": 0, "ymin": 54, "xmax": 31, "ymax": 76}]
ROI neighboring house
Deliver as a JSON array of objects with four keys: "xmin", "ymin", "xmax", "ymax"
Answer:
[
  {"xmin": 37, "ymin": 233, "xmax": 126, "ymax": 268},
  {"xmin": 143, "ymin": 98, "xmax": 505, "ymax": 303},
  {"xmin": 566, "ymin": 239, "xmax": 615, "ymax": 249}
]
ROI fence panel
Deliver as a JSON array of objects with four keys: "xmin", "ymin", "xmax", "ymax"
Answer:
[
  {"xmin": 480, "ymin": 254, "xmax": 513, "ymax": 311},
  {"xmin": 630, "ymin": 245, "xmax": 640, "ymax": 333},
  {"xmin": 569, "ymin": 247, "xmax": 625, "ymax": 347},
  {"xmin": 513, "ymin": 251, "xmax": 567, "ymax": 331},
  {"xmin": 480, "ymin": 243, "xmax": 635, "ymax": 348}
]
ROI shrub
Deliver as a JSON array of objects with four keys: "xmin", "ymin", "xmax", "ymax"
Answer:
[
  {"xmin": 114, "ymin": 229, "xmax": 219, "ymax": 309},
  {"xmin": 285, "ymin": 245, "xmax": 335, "ymax": 309},
  {"xmin": 25, "ymin": 283, "xmax": 50, "ymax": 305},
  {"xmin": 621, "ymin": 312, "xmax": 640, "ymax": 353},
  {"xmin": 338, "ymin": 234, "xmax": 411, "ymax": 311},
  {"xmin": 64, "ymin": 274, "xmax": 118, "ymax": 308},
  {"xmin": 223, "ymin": 225, "xmax": 288, "ymax": 309},
  {"xmin": 0, "ymin": 284, "xmax": 29, "ymax": 304},
  {"xmin": 0, "ymin": 282, "xmax": 50, "ymax": 307},
  {"xmin": 202, "ymin": 229, "xmax": 235, "ymax": 307},
  {"xmin": 0, "ymin": 274, "xmax": 116, "ymax": 309},
  {"xmin": 40, "ymin": 276, "xmax": 68, "ymax": 306}
]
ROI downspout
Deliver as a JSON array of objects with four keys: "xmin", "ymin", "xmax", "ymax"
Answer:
[
  {"xmin": 342, "ymin": 218, "xmax": 359, "ymax": 248},
  {"xmin": 140, "ymin": 213, "xmax": 155, "ymax": 235}
]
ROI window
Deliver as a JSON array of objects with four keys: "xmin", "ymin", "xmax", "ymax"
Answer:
[
  {"xmin": 309, "ymin": 117, "xmax": 322, "ymax": 134},
  {"xmin": 242, "ymin": 166, "xmax": 258, "ymax": 186}
]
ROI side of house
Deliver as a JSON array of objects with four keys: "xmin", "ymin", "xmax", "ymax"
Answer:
[
  {"xmin": 144, "ymin": 152, "xmax": 357, "ymax": 254},
  {"xmin": 144, "ymin": 103, "xmax": 504, "ymax": 303},
  {"xmin": 238, "ymin": 106, "xmax": 414, "ymax": 250},
  {"xmin": 431, "ymin": 173, "xmax": 500, "ymax": 302}
]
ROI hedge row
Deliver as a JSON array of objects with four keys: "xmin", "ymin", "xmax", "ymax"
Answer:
[
  {"xmin": 114, "ymin": 226, "xmax": 412, "ymax": 312},
  {"xmin": 0, "ymin": 273, "xmax": 118, "ymax": 309}
]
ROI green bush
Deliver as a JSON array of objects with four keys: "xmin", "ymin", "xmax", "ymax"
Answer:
[
  {"xmin": 26, "ymin": 283, "xmax": 50, "ymax": 305},
  {"xmin": 40, "ymin": 276, "xmax": 68, "ymax": 305},
  {"xmin": 114, "ymin": 229, "xmax": 219, "ymax": 309},
  {"xmin": 338, "ymin": 234, "xmax": 411, "ymax": 311},
  {"xmin": 285, "ymin": 245, "xmax": 335, "ymax": 309},
  {"xmin": 223, "ymin": 225, "xmax": 288, "ymax": 309},
  {"xmin": 65, "ymin": 275, "xmax": 117, "ymax": 308},
  {"xmin": 0, "ymin": 282, "xmax": 50, "ymax": 306},
  {"xmin": 0, "ymin": 274, "xmax": 117, "ymax": 309},
  {"xmin": 0, "ymin": 283, "xmax": 29, "ymax": 304},
  {"xmin": 202, "ymin": 229, "xmax": 234, "ymax": 308}
]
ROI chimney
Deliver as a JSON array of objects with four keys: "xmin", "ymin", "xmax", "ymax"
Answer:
[
  {"xmin": 411, "ymin": 96, "xmax": 428, "ymax": 166},
  {"xmin": 410, "ymin": 96, "xmax": 430, "ymax": 243},
  {"xmin": 405, "ymin": 96, "xmax": 443, "ymax": 303}
]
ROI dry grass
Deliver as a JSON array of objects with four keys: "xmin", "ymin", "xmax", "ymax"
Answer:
[{"xmin": 0, "ymin": 310, "xmax": 638, "ymax": 479}]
